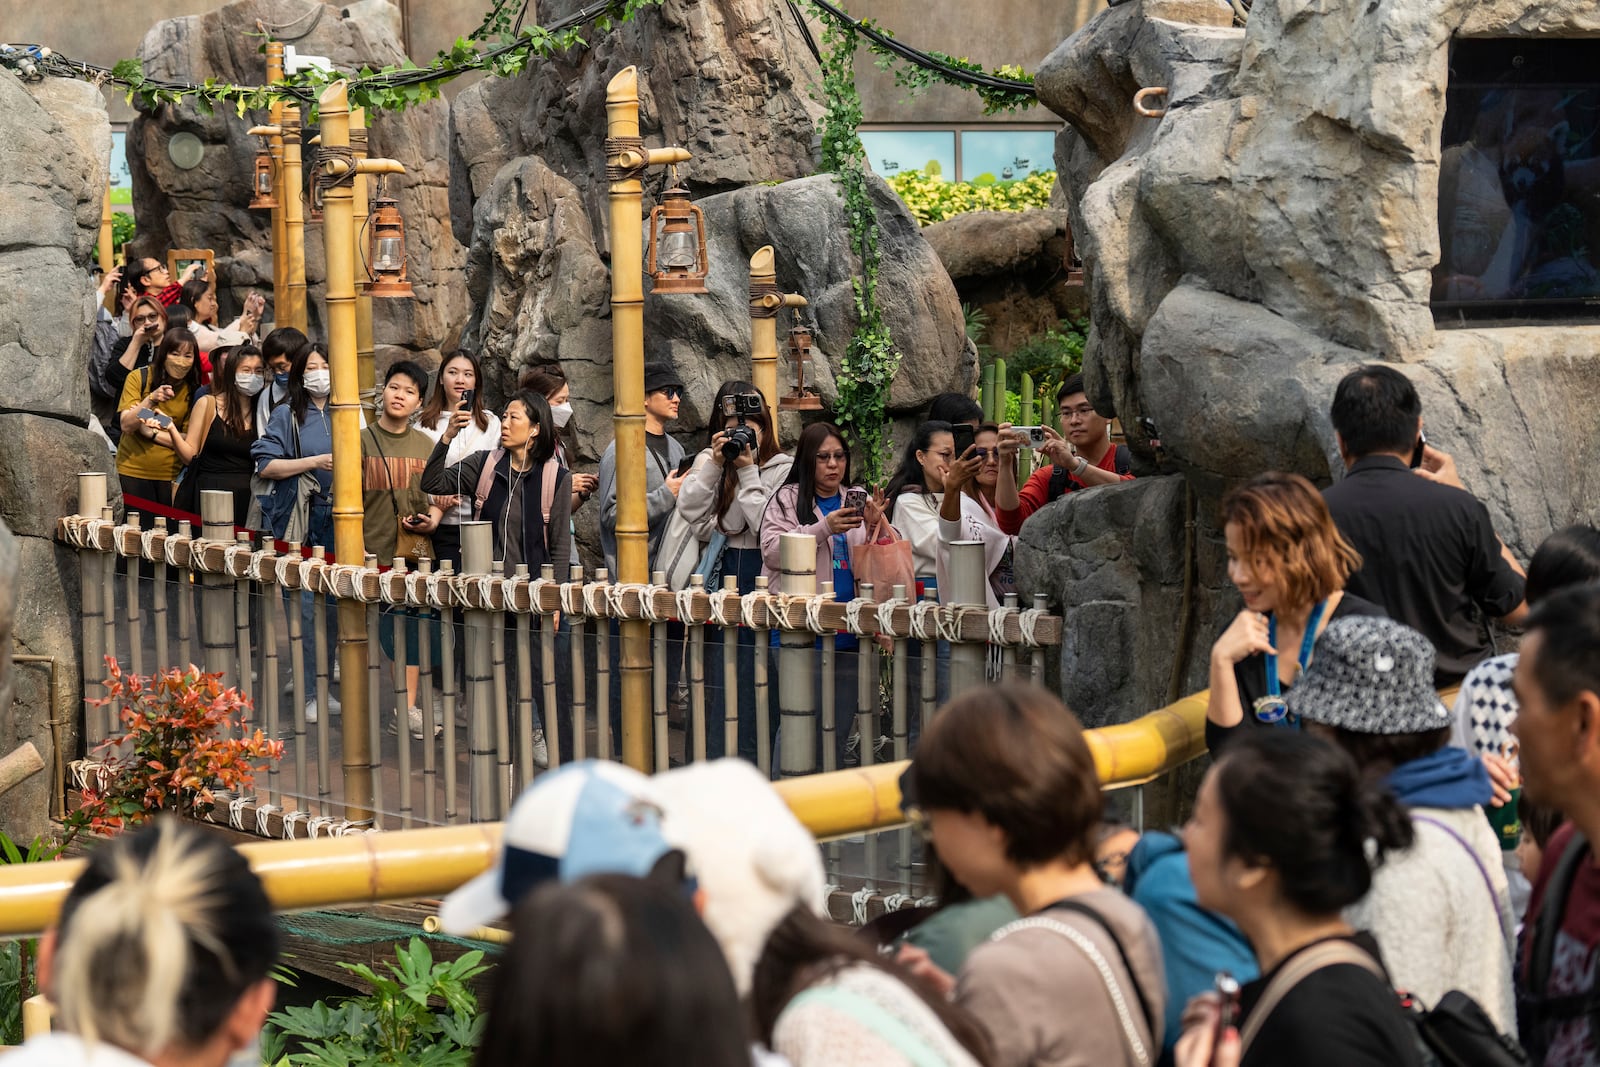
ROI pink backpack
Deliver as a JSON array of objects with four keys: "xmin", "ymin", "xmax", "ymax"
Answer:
[{"xmin": 472, "ymin": 449, "xmax": 560, "ymax": 525}]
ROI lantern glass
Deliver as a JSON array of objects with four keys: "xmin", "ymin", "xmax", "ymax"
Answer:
[
  {"xmin": 658, "ymin": 228, "xmax": 697, "ymax": 270},
  {"xmin": 256, "ymin": 169, "xmax": 271, "ymax": 194},
  {"xmin": 374, "ymin": 237, "xmax": 403, "ymax": 272}
]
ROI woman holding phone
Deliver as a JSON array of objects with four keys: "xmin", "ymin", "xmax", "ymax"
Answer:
[
  {"xmin": 417, "ymin": 351, "xmax": 501, "ymax": 569},
  {"xmin": 939, "ymin": 424, "xmax": 1015, "ymax": 608},
  {"xmin": 165, "ymin": 344, "xmax": 263, "ymax": 525},
  {"xmin": 115, "ymin": 327, "xmax": 201, "ymax": 507}
]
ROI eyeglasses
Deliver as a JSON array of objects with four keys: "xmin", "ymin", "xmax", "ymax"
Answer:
[
  {"xmin": 133, "ymin": 314, "xmax": 163, "ymax": 326},
  {"xmin": 652, "ymin": 386, "xmax": 682, "ymax": 400},
  {"xmin": 1061, "ymin": 404, "xmax": 1098, "ymax": 421},
  {"xmin": 814, "ymin": 451, "xmax": 848, "ymax": 464},
  {"xmin": 972, "ymin": 447, "xmax": 996, "ymax": 461}
]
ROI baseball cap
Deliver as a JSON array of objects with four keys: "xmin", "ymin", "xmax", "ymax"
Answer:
[{"xmin": 437, "ymin": 761, "xmax": 676, "ymax": 935}]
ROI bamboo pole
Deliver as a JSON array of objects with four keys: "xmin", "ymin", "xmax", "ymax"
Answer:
[
  {"xmin": 538, "ymin": 564, "xmax": 559, "ymax": 773},
  {"xmin": 265, "ymin": 41, "xmax": 288, "ymax": 325},
  {"xmin": 98, "ymin": 188, "xmax": 114, "ymax": 311},
  {"xmin": 748, "ymin": 246, "xmax": 807, "ymax": 439},
  {"xmin": 753, "ymin": 575, "xmax": 771, "ymax": 775},
  {"xmin": 514, "ymin": 565, "xmax": 535, "ymax": 786},
  {"xmin": 122, "ymin": 510, "xmax": 143, "ymax": 679},
  {"xmin": 652, "ymin": 569, "xmax": 668, "ymax": 772},
  {"xmin": 259, "ymin": 544, "xmax": 281, "ymax": 809},
  {"xmin": 606, "ymin": 67, "xmax": 689, "ymax": 773},
  {"xmin": 391, "ymin": 562, "xmax": 412, "ymax": 829},
  {"xmin": 493, "ymin": 562, "xmax": 512, "ymax": 810},
  {"xmin": 351, "ymin": 108, "xmax": 377, "ymax": 421},
  {"xmin": 593, "ymin": 569, "xmax": 611, "ymax": 761},
  {"xmin": 947, "ymin": 540, "xmax": 987, "ymax": 696},
  {"xmin": 569, "ymin": 565, "xmax": 588, "ymax": 766},
  {"xmin": 282, "ymin": 105, "xmax": 308, "ymax": 333},
  {"xmin": 688, "ymin": 573, "xmax": 707, "ymax": 763},
  {"xmin": 720, "ymin": 573, "xmax": 738, "ymax": 761},
  {"xmin": 461, "ymin": 523, "xmax": 496, "ymax": 822},
  {"xmin": 77, "ymin": 476, "xmax": 107, "ymax": 746},
  {"xmin": 0, "ymin": 744, "xmax": 45, "ymax": 800},
  {"xmin": 778, "ymin": 532, "xmax": 818, "ymax": 778}
]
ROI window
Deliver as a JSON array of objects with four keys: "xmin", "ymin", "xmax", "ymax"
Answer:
[{"xmin": 861, "ymin": 125, "xmax": 1060, "ymax": 182}]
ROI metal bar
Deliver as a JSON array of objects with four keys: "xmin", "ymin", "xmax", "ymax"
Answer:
[
  {"xmin": 919, "ymin": 584, "xmax": 937, "ymax": 738},
  {"xmin": 460, "ymin": 523, "xmax": 496, "ymax": 822},
  {"xmin": 946, "ymin": 541, "xmax": 987, "ymax": 696},
  {"xmin": 569, "ymin": 565, "xmax": 587, "ymax": 768},
  {"xmin": 152, "ymin": 517, "xmax": 169, "ymax": 671},
  {"xmin": 311, "ymin": 548, "xmax": 333, "ymax": 813},
  {"xmin": 688, "ymin": 573, "xmax": 706, "ymax": 764},
  {"xmin": 893, "ymin": 583, "xmax": 910, "ymax": 896},
  {"xmin": 174, "ymin": 519, "xmax": 193, "ymax": 675},
  {"xmin": 124, "ymin": 510, "xmax": 143, "ymax": 678},
  {"xmin": 199, "ymin": 493, "xmax": 233, "ymax": 688},
  {"xmin": 285, "ymin": 544, "xmax": 308, "ymax": 810},
  {"xmin": 721, "ymin": 573, "xmax": 738, "ymax": 761},
  {"xmin": 101, "ymin": 507, "xmax": 118, "ymax": 738},
  {"xmin": 777, "ymin": 533, "xmax": 817, "ymax": 779},
  {"xmin": 438, "ymin": 561, "xmax": 459, "ymax": 823},
  {"xmin": 76, "ymin": 476, "xmax": 107, "ymax": 746},
  {"xmin": 539, "ymin": 564, "xmax": 559, "ymax": 774},
  {"xmin": 259, "ymin": 545, "xmax": 281, "ymax": 810},
  {"xmin": 365, "ymin": 560, "xmax": 384, "ymax": 827},
  {"xmin": 492, "ymin": 561, "xmax": 512, "ymax": 813},
  {"xmin": 1002, "ymin": 591, "xmax": 1020, "ymax": 681},
  {"xmin": 652, "ymin": 568, "xmax": 668, "ymax": 772},
  {"xmin": 234, "ymin": 533, "xmax": 255, "ymax": 724},
  {"xmin": 858, "ymin": 582, "xmax": 877, "ymax": 892},
  {"xmin": 417, "ymin": 561, "xmax": 439, "ymax": 825},
  {"xmin": 392, "ymin": 565, "xmax": 412, "ymax": 830},
  {"xmin": 593, "ymin": 570, "xmax": 611, "ymax": 762},
  {"xmin": 515, "ymin": 566, "xmax": 535, "ymax": 789},
  {"xmin": 753, "ymin": 576, "xmax": 771, "ymax": 776}
]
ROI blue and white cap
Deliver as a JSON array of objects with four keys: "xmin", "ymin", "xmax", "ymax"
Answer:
[{"xmin": 437, "ymin": 760, "xmax": 675, "ymax": 935}]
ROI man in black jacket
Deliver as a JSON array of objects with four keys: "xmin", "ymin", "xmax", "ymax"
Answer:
[{"xmin": 1323, "ymin": 364, "xmax": 1527, "ymax": 687}]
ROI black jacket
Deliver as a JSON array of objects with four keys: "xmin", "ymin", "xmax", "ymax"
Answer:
[{"xmin": 421, "ymin": 440, "xmax": 572, "ymax": 574}]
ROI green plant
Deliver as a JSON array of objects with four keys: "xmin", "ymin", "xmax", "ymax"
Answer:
[
  {"xmin": 262, "ymin": 939, "xmax": 488, "ymax": 1067},
  {"xmin": 110, "ymin": 211, "xmax": 136, "ymax": 251},
  {"xmin": 70, "ymin": 659, "xmax": 282, "ymax": 836},
  {"xmin": 0, "ymin": 831, "xmax": 67, "ymax": 1045},
  {"xmin": 888, "ymin": 166, "xmax": 1057, "ymax": 225},
  {"xmin": 810, "ymin": 1, "xmax": 900, "ymax": 484},
  {"xmin": 962, "ymin": 303, "xmax": 994, "ymax": 362}
]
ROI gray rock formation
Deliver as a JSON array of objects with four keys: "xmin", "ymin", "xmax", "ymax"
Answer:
[
  {"xmin": 0, "ymin": 73, "xmax": 119, "ymax": 839},
  {"xmin": 126, "ymin": 0, "xmax": 468, "ymax": 364},
  {"xmin": 1016, "ymin": 0, "xmax": 1600, "ymax": 727},
  {"xmin": 924, "ymin": 208, "xmax": 1088, "ymax": 354}
]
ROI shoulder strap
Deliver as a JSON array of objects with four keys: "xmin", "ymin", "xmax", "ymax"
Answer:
[
  {"xmin": 1114, "ymin": 444, "xmax": 1133, "ymax": 475},
  {"xmin": 1240, "ymin": 940, "xmax": 1385, "ymax": 1054},
  {"xmin": 991, "ymin": 914, "xmax": 1153, "ymax": 1066},
  {"xmin": 1048, "ymin": 901, "xmax": 1158, "ymax": 1041},
  {"xmin": 541, "ymin": 458, "xmax": 559, "ymax": 526},
  {"xmin": 364, "ymin": 427, "xmax": 404, "ymax": 519},
  {"xmin": 1529, "ymin": 832, "xmax": 1592, "ymax": 999},
  {"xmin": 785, "ymin": 982, "xmax": 950, "ymax": 1067},
  {"xmin": 1412, "ymin": 814, "xmax": 1510, "ymax": 944},
  {"xmin": 472, "ymin": 449, "xmax": 504, "ymax": 521},
  {"xmin": 1048, "ymin": 462, "xmax": 1071, "ymax": 499}
]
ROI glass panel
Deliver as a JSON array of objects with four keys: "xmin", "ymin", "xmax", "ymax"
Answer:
[
  {"xmin": 958, "ymin": 129, "xmax": 1058, "ymax": 182},
  {"xmin": 658, "ymin": 229, "xmax": 697, "ymax": 270},
  {"xmin": 860, "ymin": 130, "xmax": 956, "ymax": 180},
  {"xmin": 374, "ymin": 237, "xmax": 402, "ymax": 272},
  {"xmin": 110, "ymin": 129, "xmax": 134, "ymax": 207}
]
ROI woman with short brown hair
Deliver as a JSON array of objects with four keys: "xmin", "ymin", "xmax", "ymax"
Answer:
[
  {"xmin": 1205, "ymin": 471, "xmax": 1385, "ymax": 751},
  {"xmin": 905, "ymin": 684, "xmax": 1166, "ymax": 1067}
]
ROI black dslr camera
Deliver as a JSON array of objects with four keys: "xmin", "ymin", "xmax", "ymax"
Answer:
[{"xmin": 720, "ymin": 392, "xmax": 765, "ymax": 460}]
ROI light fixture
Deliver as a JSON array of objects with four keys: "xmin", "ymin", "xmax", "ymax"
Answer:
[
  {"xmin": 780, "ymin": 317, "xmax": 824, "ymax": 411},
  {"xmin": 366, "ymin": 181, "xmax": 413, "ymax": 298},
  {"xmin": 645, "ymin": 169, "xmax": 708, "ymax": 295},
  {"xmin": 249, "ymin": 149, "xmax": 277, "ymax": 210}
]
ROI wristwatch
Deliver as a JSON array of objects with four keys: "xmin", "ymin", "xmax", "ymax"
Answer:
[{"xmin": 1073, "ymin": 455, "xmax": 1090, "ymax": 478}]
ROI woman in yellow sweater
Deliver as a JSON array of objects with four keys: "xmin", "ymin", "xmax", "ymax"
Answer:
[{"xmin": 115, "ymin": 328, "xmax": 200, "ymax": 507}]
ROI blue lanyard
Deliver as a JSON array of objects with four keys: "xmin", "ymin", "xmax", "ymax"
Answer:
[{"xmin": 1266, "ymin": 599, "xmax": 1328, "ymax": 698}]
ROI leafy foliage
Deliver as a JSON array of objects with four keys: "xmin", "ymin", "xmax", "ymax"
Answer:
[
  {"xmin": 70, "ymin": 659, "xmax": 282, "ymax": 836},
  {"xmin": 262, "ymin": 939, "xmax": 488, "ymax": 1067},
  {"xmin": 809, "ymin": 2, "xmax": 900, "ymax": 485},
  {"xmin": 110, "ymin": 212, "xmax": 137, "ymax": 252},
  {"xmin": 860, "ymin": 24, "xmax": 1036, "ymax": 115},
  {"xmin": 888, "ymin": 167, "xmax": 1057, "ymax": 226}
]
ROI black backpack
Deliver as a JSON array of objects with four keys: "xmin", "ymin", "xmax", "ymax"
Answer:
[
  {"xmin": 1518, "ymin": 832, "xmax": 1598, "ymax": 1061},
  {"xmin": 1047, "ymin": 443, "xmax": 1132, "ymax": 500}
]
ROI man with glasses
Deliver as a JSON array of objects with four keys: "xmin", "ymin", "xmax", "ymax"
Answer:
[
  {"xmin": 598, "ymin": 361, "xmax": 687, "ymax": 576},
  {"xmin": 995, "ymin": 373, "xmax": 1134, "ymax": 535}
]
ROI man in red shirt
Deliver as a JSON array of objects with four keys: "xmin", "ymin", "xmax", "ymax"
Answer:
[
  {"xmin": 1512, "ymin": 582, "xmax": 1600, "ymax": 1065},
  {"xmin": 994, "ymin": 373, "xmax": 1134, "ymax": 535}
]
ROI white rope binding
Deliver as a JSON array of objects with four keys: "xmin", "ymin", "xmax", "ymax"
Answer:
[
  {"xmin": 227, "ymin": 794, "xmax": 249, "ymax": 830},
  {"xmin": 254, "ymin": 803, "xmax": 279, "ymax": 838}
]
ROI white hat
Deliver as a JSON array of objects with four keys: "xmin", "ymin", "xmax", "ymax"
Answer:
[
  {"xmin": 437, "ymin": 760, "xmax": 674, "ymax": 935},
  {"xmin": 652, "ymin": 759, "xmax": 826, "ymax": 996}
]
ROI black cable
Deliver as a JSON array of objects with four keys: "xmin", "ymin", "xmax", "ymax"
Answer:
[
  {"xmin": 805, "ymin": 0, "xmax": 1034, "ymax": 95},
  {"xmin": 785, "ymin": 0, "xmax": 823, "ymax": 66}
]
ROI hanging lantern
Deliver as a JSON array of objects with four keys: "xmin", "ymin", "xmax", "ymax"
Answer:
[
  {"xmin": 308, "ymin": 177, "xmax": 324, "ymax": 224},
  {"xmin": 249, "ymin": 149, "xmax": 277, "ymax": 210},
  {"xmin": 645, "ymin": 171, "xmax": 709, "ymax": 295},
  {"xmin": 780, "ymin": 320, "xmax": 823, "ymax": 411},
  {"xmin": 366, "ymin": 185, "xmax": 413, "ymax": 298}
]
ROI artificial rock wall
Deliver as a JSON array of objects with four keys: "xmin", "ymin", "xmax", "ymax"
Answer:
[
  {"xmin": 0, "ymin": 70, "xmax": 121, "ymax": 839},
  {"xmin": 1016, "ymin": 0, "xmax": 1600, "ymax": 729}
]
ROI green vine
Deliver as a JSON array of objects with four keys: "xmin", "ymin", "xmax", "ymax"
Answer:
[{"xmin": 810, "ymin": 3, "xmax": 899, "ymax": 485}]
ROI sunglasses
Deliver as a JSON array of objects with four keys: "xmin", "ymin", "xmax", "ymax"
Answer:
[
  {"xmin": 652, "ymin": 386, "xmax": 682, "ymax": 400},
  {"xmin": 814, "ymin": 451, "xmax": 848, "ymax": 464}
]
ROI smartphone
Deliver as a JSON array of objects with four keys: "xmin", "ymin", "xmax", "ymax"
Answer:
[
  {"xmin": 1410, "ymin": 429, "xmax": 1427, "ymax": 469},
  {"xmin": 952, "ymin": 423, "xmax": 976, "ymax": 458},
  {"xmin": 674, "ymin": 456, "xmax": 695, "ymax": 477},
  {"xmin": 136, "ymin": 408, "xmax": 173, "ymax": 429},
  {"xmin": 459, "ymin": 388, "xmax": 475, "ymax": 410},
  {"xmin": 406, "ymin": 512, "xmax": 430, "ymax": 526},
  {"xmin": 1010, "ymin": 425, "xmax": 1048, "ymax": 446},
  {"xmin": 844, "ymin": 487, "xmax": 869, "ymax": 512}
]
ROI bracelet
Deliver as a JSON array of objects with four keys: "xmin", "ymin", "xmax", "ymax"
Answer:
[{"xmin": 1074, "ymin": 456, "xmax": 1090, "ymax": 478}]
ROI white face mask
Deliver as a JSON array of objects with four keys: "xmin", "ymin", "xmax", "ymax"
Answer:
[
  {"xmin": 550, "ymin": 401, "xmax": 573, "ymax": 429},
  {"xmin": 235, "ymin": 373, "xmax": 265, "ymax": 397},
  {"xmin": 303, "ymin": 369, "xmax": 331, "ymax": 398}
]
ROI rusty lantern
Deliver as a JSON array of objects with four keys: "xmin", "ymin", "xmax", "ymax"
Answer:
[
  {"xmin": 366, "ymin": 188, "xmax": 414, "ymax": 299},
  {"xmin": 308, "ymin": 177, "xmax": 324, "ymax": 223},
  {"xmin": 780, "ymin": 320, "xmax": 824, "ymax": 411},
  {"xmin": 249, "ymin": 150, "xmax": 277, "ymax": 210},
  {"xmin": 646, "ymin": 176, "xmax": 709, "ymax": 295}
]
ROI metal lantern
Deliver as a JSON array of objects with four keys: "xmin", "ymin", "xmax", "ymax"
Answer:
[
  {"xmin": 645, "ymin": 174, "xmax": 709, "ymax": 295},
  {"xmin": 780, "ymin": 320, "xmax": 824, "ymax": 411},
  {"xmin": 249, "ymin": 149, "xmax": 277, "ymax": 210},
  {"xmin": 308, "ymin": 178, "xmax": 324, "ymax": 223},
  {"xmin": 366, "ymin": 187, "xmax": 413, "ymax": 298}
]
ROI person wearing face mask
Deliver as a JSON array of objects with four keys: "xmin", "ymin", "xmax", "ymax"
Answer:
[
  {"xmin": 165, "ymin": 345, "xmax": 264, "ymax": 526},
  {"xmin": 255, "ymin": 327, "xmax": 307, "ymax": 439},
  {"xmin": 520, "ymin": 365, "xmax": 598, "ymax": 566},
  {"xmin": 418, "ymin": 351, "xmax": 502, "ymax": 570},
  {"xmin": 115, "ymin": 328, "xmax": 201, "ymax": 508},
  {"xmin": 252, "ymin": 340, "xmax": 342, "ymax": 724}
]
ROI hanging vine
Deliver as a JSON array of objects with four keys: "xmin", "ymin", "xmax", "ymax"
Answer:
[{"xmin": 809, "ymin": 3, "xmax": 899, "ymax": 485}]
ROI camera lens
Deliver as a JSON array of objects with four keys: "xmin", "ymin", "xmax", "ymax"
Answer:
[{"xmin": 722, "ymin": 424, "xmax": 757, "ymax": 459}]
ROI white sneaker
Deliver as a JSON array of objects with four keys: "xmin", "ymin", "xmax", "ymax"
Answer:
[
  {"xmin": 303, "ymin": 699, "xmax": 318, "ymax": 725},
  {"xmin": 407, "ymin": 706, "xmax": 444, "ymax": 740},
  {"xmin": 532, "ymin": 728, "xmax": 549, "ymax": 769}
]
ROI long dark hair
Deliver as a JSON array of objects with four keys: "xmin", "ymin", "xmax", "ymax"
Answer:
[
  {"xmin": 420, "ymin": 351, "xmax": 490, "ymax": 433},
  {"xmin": 1214, "ymin": 731, "xmax": 1414, "ymax": 915},
  {"xmin": 153, "ymin": 328, "xmax": 202, "ymax": 396},
  {"xmin": 777, "ymin": 422, "xmax": 851, "ymax": 525},
  {"xmin": 179, "ymin": 278, "xmax": 213, "ymax": 322},
  {"xmin": 751, "ymin": 906, "xmax": 995, "ymax": 1066},
  {"xmin": 476, "ymin": 875, "xmax": 749, "ymax": 1067},
  {"xmin": 521, "ymin": 365, "xmax": 573, "ymax": 458},
  {"xmin": 885, "ymin": 420, "xmax": 953, "ymax": 523},
  {"xmin": 284, "ymin": 338, "xmax": 326, "ymax": 425},
  {"xmin": 211, "ymin": 344, "xmax": 261, "ymax": 440},
  {"xmin": 707, "ymin": 379, "xmax": 781, "ymax": 535}
]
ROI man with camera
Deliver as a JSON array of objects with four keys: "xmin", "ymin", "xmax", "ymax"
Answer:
[{"xmin": 994, "ymin": 373, "xmax": 1134, "ymax": 535}]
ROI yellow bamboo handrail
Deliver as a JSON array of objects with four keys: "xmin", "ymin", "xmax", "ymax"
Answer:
[{"xmin": 0, "ymin": 695, "xmax": 1210, "ymax": 937}]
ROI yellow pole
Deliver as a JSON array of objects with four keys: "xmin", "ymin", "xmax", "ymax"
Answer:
[
  {"xmin": 98, "ymin": 187, "xmax": 115, "ymax": 312},
  {"xmin": 266, "ymin": 42, "xmax": 287, "ymax": 327},
  {"xmin": 282, "ymin": 104, "xmax": 308, "ymax": 333},
  {"xmin": 318, "ymin": 81, "xmax": 373, "ymax": 822},
  {"xmin": 351, "ymin": 107, "xmax": 377, "ymax": 421},
  {"xmin": 747, "ymin": 245, "xmax": 808, "ymax": 441}
]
